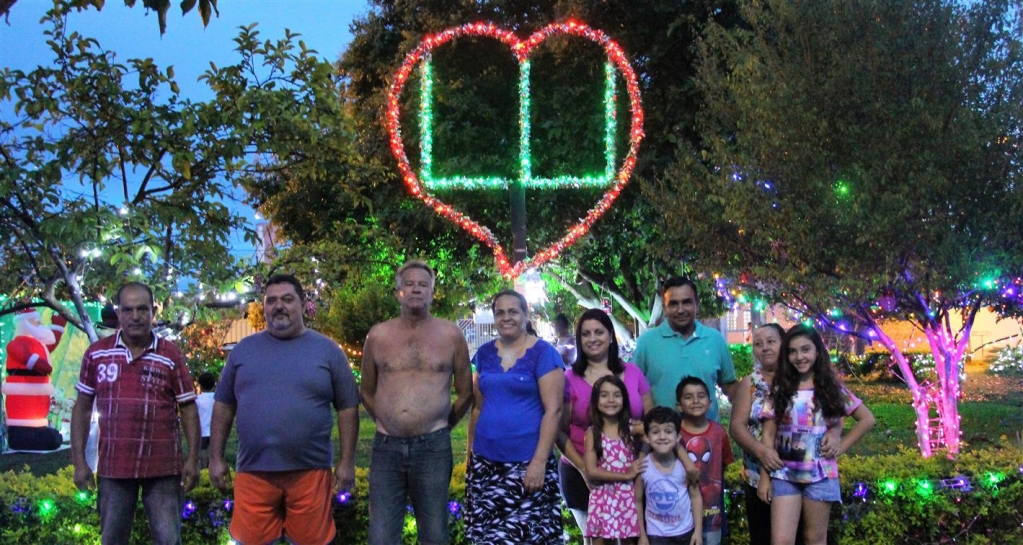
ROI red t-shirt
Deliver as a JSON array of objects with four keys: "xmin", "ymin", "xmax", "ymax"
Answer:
[
  {"xmin": 77, "ymin": 332, "xmax": 196, "ymax": 478},
  {"xmin": 681, "ymin": 420, "xmax": 733, "ymax": 534}
]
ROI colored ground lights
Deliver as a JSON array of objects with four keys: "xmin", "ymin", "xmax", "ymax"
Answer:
[{"xmin": 387, "ymin": 21, "xmax": 645, "ymax": 279}]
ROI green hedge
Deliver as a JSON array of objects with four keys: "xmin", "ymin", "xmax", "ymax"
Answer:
[
  {"xmin": 730, "ymin": 343, "xmax": 754, "ymax": 378},
  {"xmin": 839, "ymin": 350, "xmax": 954, "ymax": 382},
  {"xmin": 3, "ymin": 446, "xmax": 1021, "ymax": 544},
  {"xmin": 991, "ymin": 346, "xmax": 1023, "ymax": 377},
  {"xmin": 725, "ymin": 443, "xmax": 1023, "ymax": 545}
]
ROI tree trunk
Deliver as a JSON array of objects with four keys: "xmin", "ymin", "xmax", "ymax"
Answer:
[
  {"xmin": 576, "ymin": 270, "xmax": 651, "ymax": 335},
  {"xmin": 923, "ymin": 320, "xmax": 971, "ymax": 457},
  {"xmin": 872, "ymin": 318, "xmax": 974, "ymax": 457},
  {"xmin": 872, "ymin": 326, "xmax": 933, "ymax": 457},
  {"xmin": 548, "ymin": 272, "xmax": 635, "ymax": 342}
]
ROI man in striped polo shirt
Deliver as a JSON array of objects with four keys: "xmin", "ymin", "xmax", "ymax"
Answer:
[{"xmin": 70, "ymin": 282, "xmax": 200, "ymax": 545}]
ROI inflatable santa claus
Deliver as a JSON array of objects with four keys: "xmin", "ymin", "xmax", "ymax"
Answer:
[{"xmin": 3, "ymin": 307, "xmax": 65, "ymax": 451}]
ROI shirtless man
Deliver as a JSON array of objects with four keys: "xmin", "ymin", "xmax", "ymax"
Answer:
[{"xmin": 360, "ymin": 260, "xmax": 473, "ymax": 545}]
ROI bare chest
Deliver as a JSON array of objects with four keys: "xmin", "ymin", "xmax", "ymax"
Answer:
[{"xmin": 376, "ymin": 331, "xmax": 454, "ymax": 374}]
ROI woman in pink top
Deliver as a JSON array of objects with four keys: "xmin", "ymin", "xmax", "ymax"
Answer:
[{"xmin": 558, "ymin": 308, "xmax": 653, "ymax": 543}]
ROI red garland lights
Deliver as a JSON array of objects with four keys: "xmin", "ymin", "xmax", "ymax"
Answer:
[{"xmin": 386, "ymin": 21, "xmax": 645, "ymax": 279}]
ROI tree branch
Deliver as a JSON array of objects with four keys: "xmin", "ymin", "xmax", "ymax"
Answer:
[
  {"xmin": 0, "ymin": 0, "xmax": 16, "ymax": 21},
  {"xmin": 547, "ymin": 270, "xmax": 635, "ymax": 342},
  {"xmin": 577, "ymin": 268, "xmax": 649, "ymax": 329},
  {"xmin": 134, "ymin": 148, "xmax": 166, "ymax": 202}
]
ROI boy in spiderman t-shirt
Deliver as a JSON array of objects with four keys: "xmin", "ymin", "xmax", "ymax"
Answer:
[{"xmin": 677, "ymin": 376, "xmax": 733, "ymax": 545}]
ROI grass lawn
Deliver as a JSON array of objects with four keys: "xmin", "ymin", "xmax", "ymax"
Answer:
[
  {"xmin": 3, "ymin": 361, "xmax": 1020, "ymax": 475},
  {"xmin": 0, "ymin": 361, "xmax": 1019, "ymax": 545},
  {"xmin": 0, "ymin": 407, "xmax": 466, "ymax": 476},
  {"xmin": 836, "ymin": 360, "xmax": 1023, "ymax": 458}
]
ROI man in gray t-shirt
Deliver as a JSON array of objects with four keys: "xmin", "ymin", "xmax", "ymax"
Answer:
[{"xmin": 210, "ymin": 274, "xmax": 360, "ymax": 545}]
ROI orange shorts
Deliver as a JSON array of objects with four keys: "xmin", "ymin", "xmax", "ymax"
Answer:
[{"xmin": 231, "ymin": 469, "xmax": 335, "ymax": 545}]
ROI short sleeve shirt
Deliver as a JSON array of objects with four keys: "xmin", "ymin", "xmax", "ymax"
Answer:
[
  {"xmin": 762, "ymin": 386, "xmax": 862, "ymax": 483},
  {"xmin": 77, "ymin": 332, "xmax": 196, "ymax": 479},
  {"xmin": 196, "ymin": 392, "xmax": 215, "ymax": 438},
  {"xmin": 472, "ymin": 339, "xmax": 564, "ymax": 462},
  {"xmin": 564, "ymin": 363, "xmax": 650, "ymax": 456},
  {"xmin": 634, "ymin": 321, "xmax": 736, "ymax": 421},
  {"xmin": 216, "ymin": 330, "xmax": 360, "ymax": 472},
  {"xmin": 680, "ymin": 420, "xmax": 734, "ymax": 533}
]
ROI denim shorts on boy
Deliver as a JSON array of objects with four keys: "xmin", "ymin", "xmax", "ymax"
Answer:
[
  {"xmin": 648, "ymin": 528, "xmax": 696, "ymax": 545},
  {"xmin": 771, "ymin": 476, "xmax": 842, "ymax": 502}
]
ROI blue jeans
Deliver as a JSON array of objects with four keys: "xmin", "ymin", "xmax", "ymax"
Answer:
[
  {"xmin": 368, "ymin": 428, "xmax": 453, "ymax": 545},
  {"xmin": 98, "ymin": 475, "xmax": 183, "ymax": 545}
]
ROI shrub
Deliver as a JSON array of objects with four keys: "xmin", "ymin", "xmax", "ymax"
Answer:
[
  {"xmin": 730, "ymin": 343, "xmax": 754, "ymax": 378},
  {"xmin": 0, "ymin": 466, "xmax": 101, "ymax": 544},
  {"xmin": 840, "ymin": 352, "xmax": 893, "ymax": 375},
  {"xmin": 3, "ymin": 449, "xmax": 1021, "ymax": 544},
  {"xmin": 726, "ymin": 443, "xmax": 1023, "ymax": 544},
  {"xmin": 834, "ymin": 444, "xmax": 1023, "ymax": 543},
  {"xmin": 177, "ymin": 475, "xmax": 233, "ymax": 543},
  {"xmin": 990, "ymin": 346, "xmax": 1023, "ymax": 377},
  {"xmin": 842, "ymin": 351, "xmax": 955, "ymax": 383}
]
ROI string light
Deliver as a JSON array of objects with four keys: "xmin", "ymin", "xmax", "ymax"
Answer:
[
  {"xmin": 5, "ymin": 468, "xmax": 1020, "ymax": 534},
  {"xmin": 723, "ymin": 270, "xmax": 1023, "ymax": 458},
  {"xmin": 387, "ymin": 21, "xmax": 645, "ymax": 278},
  {"xmin": 834, "ymin": 179, "xmax": 851, "ymax": 198},
  {"xmin": 36, "ymin": 499, "xmax": 55, "ymax": 519}
]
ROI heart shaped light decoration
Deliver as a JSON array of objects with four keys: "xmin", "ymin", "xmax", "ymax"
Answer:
[{"xmin": 386, "ymin": 21, "xmax": 644, "ymax": 279}]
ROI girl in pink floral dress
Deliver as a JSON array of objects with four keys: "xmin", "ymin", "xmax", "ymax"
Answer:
[{"xmin": 584, "ymin": 375, "xmax": 644, "ymax": 544}]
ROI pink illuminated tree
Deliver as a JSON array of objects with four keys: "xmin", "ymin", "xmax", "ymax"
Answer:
[{"xmin": 649, "ymin": 0, "xmax": 1023, "ymax": 456}]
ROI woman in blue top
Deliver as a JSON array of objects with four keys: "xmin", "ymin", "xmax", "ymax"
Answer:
[{"xmin": 465, "ymin": 289, "xmax": 566, "ymax": 543}]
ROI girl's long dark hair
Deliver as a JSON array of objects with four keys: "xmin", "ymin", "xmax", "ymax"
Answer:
[
  {"xmin": 770, "ymin": 324, "xmax": 847, "ymax": 419},
  {"xmin": 572, "ymin": 308, "xmax": 623, "ymax": 376},
  {"xmin": 588, "ymin": 374, "xmax": 634, "ymax": 461}
]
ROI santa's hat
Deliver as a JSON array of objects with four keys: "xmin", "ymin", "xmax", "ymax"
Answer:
[{"xmin": 14, "ymin": 307, "xmax": 40, "ymax": 322}]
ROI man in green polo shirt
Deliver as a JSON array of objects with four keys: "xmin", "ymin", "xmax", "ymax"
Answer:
[{"xmin": 634, "ymin": 277, "xmax": 738, "ymax": 421}]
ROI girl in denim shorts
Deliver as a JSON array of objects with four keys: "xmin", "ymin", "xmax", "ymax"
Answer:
[{"xmin": 757, "ymin": 324, "xmax": 875, "ymax": 545}]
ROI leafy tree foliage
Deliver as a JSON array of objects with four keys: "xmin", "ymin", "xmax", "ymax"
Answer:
[
  {"xmin": 177, "ymin": 306, "xmax": 237, "ymax": 376},
  {"xmin": 1, "ymin": 0, "xmax": 219, "ymax": 35},
  {"xmin": 649, "ymin": 0, "xmax": 1023, "ymax": 455},
  {"xmin": 197, "ymin": 21, "xmax": 503, "ymax": 342},
  {"xmin": 242, "ymin": 0, "xmax": 742, "ymax": 339},
  {"xmin": 0, "ymin": 2, "xmax": 254, "ymax": 339}
]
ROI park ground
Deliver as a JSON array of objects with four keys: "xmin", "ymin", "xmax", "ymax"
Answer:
[
  {"xmin": 3, "ymin": 358, "xmax": 1020, "ymax": 475},
  {"xmin": 0, "ymin": 358, "xmax": 1020, "ymax": 545}
]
